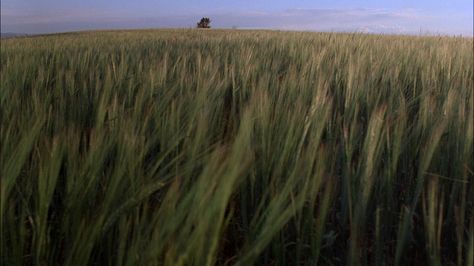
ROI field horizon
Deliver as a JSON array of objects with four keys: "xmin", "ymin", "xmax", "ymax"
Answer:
[{"xmin": 2, "ymin": 28, "xmax": 474, "ymax": 40}]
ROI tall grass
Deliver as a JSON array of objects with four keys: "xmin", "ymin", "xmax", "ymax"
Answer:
[{"xmin": 1, "ymin": 29, "xmax": 473, "ymax": 265}]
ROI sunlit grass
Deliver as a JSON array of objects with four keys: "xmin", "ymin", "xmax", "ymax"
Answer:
[{"xmin": 1, "ymin": 29, "xmax": 473, "ymax": 265}]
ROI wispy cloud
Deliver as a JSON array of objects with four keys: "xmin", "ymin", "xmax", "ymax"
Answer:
[
  {"xmin": 209, "ymin": 8, "xmax": 471, "ymax": 35},
  {"xmin": 1, "ymin": 7, "xmax": 472, "ymax": 36}
]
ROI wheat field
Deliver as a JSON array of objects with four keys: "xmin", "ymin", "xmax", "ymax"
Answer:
[{"xmin": 1, "ymin": 29, "xmax": 473, "ymax": 265}]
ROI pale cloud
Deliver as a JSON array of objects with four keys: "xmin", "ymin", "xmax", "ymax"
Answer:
[{"xmin": 1, "ymin": 8, "xmax": 130, "ymax": 24}]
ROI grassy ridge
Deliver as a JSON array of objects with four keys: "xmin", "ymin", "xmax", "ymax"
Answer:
[{"xmin": 1, "ymin": 29, "xmax": 473, "ymax": 265}]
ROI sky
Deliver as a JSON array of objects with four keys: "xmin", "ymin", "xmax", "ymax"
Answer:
[{"xmin": 1, "ymin": 0, "xmax": 473, "ymax": 36}]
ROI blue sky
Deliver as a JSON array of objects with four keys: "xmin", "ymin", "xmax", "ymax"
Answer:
[{"xmin": 1, "ymin": 0, "xmax": 473, "ymax": 35}]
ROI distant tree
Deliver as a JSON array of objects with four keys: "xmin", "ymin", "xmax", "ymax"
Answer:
[{"xmin": 197, "ymin": 17, "xmax": 211, "ymax": 28}]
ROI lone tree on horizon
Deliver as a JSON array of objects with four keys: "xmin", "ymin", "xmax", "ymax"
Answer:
[{"xmin": 197, "ymin": 17, "xmax": 211, "ymax": 28}]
